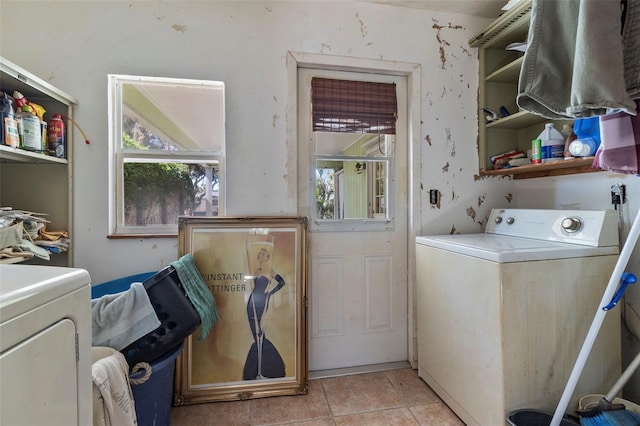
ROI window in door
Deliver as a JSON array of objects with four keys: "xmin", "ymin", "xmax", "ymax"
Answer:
[
  {"xmin": 310, "ymin": 77, "xmax": 397, "ymax": 231},
  {"xmin": 108, "ymin": 74, "xmax": 225, "ymax": 236}
]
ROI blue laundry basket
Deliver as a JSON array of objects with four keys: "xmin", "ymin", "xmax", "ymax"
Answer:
[
  {"xmin": 92, "ymin": 270, "xmax": 198, "ymax": 426},
  {"xmin": 129, "ymin": 342, "xmax": 183, "ymax": 426}
]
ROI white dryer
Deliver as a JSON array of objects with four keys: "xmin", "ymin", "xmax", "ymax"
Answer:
[
  {"xmin": 415, "ymin": 209, "xmax": 622, "ymax": 426},
  {"xmin": 0, "ymin": 265, "xmax": 92, "ymax": 426}
]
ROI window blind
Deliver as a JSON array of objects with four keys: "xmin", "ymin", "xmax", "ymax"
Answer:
[{"xmin": 311, "ymin": 77, "xmax": 397, "ymax": 134}]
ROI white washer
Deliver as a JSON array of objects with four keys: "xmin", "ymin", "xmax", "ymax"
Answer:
[
  {"xmin": 0, "ymin": 265, "xmax": 92, "ymax": 426},
  {"xmin": 416, "ymin": 209, "xmax": 622, "ymax": 426}
]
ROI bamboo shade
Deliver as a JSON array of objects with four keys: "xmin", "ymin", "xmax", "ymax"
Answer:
[{"xmin": 311, "ymin": 77, "xmax": 397, "ymax": 134}]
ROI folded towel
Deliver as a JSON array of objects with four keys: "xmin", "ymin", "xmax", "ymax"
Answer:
[
  {"xmin": 91, "ymin": 282, "xmax": 161, "ymax": 351},
  {"xmin": 593, "ymin": 100, "xmax": 640, "ymax": 174},
  {"xmin": 171, "ymin": 253, "xmax": 219, "ymax": 341},
  {"xmin": 92, "ymin": 350, "xmax": 137, "ymax": 426},
  {"xmin": 517, "ymin": 0, "xmax": 637, "ymax": 119}
]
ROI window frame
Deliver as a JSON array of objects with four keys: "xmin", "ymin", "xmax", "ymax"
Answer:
[{"xmin": 108, "ymin": 74, "xmax": 226, "ymax": 237}]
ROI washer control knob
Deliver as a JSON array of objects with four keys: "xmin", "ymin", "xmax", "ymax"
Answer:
[
  {"xmin": 495, "ymin": 217, "xmax": 502, "ymax": 224},
  {"xmin": 561, "ymin": 217, "xmax": 582, "ymax": 233},
  {"xmin": 506, "ymin": 217, "xmax": 515, "ymax": 225}
]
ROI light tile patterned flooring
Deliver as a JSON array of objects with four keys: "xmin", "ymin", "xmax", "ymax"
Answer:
[{"xmin": 170, "ymin": 367, "xmax": 464, "ymax": 425}]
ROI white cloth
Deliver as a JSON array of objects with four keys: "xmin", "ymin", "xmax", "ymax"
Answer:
[
  {"xmin": 91, "ymin": 282, "xmax": 160, "ymax": 351},
  {"xmin": 92, "ymin": 350, "xmax": 137, "ymax": 426},
  {"xmin": 517, "ymin": 0, "xmax": 637, "ymax": 119}
]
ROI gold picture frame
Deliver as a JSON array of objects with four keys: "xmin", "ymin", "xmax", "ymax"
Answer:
[{"xmin": 174, "ymin": 216, "xmax": 308, "ymax": 405}]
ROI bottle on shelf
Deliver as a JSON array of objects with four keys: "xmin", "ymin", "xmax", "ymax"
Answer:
[
  {"xmin": 537, "ymin": 123, "xmax": 565, "ymax": 163},
  {"xmin": 47, "ymin": 114, "xmax": 66, "ymax": 158},
  {"xmin": 1, "ymin": 92, "xmax": 19, "ymax": 147}
]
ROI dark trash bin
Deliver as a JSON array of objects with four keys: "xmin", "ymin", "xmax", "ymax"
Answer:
[
  {"xmin": 92, "ymin": 265, "xmax": 201, "ymax": 365},
  {"xmin": 506, "ymin": 409, "xmax": 581, "ymax": 426}
]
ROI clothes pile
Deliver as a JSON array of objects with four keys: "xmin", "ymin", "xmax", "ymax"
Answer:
[{"xmin": 0, "ymin": 208, "xmax": 69, "ymax": 262}]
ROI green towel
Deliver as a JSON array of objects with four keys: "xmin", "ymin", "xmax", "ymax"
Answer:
[{"xmin": 171, "ymin": 253, "xmax": 219, "ymax": 341}]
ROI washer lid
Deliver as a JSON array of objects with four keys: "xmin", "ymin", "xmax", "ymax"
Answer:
[
  {"xmin": 415, "ymin": 234, "xmax": 619, "ymax": 262},
  {"xmin": 0, "ymin": 265, "xmax": 90, "ymax": 322}
]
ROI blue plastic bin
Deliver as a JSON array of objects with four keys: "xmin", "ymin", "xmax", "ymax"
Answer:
[
  {"xmin": 92, "ymin": 271, "xmax": 196, "ymax": 426},
  {"xmin": 91, "ymin": 272, "xmax": 156, "ymax": 298},
  {"xmin": 130, "ymin": 342, "xmax": 183, "ymax": 426}
]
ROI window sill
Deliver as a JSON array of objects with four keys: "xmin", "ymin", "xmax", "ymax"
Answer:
[{"xmin": 107, "ymin": 233, "xmax": 177, "ymax": 239}]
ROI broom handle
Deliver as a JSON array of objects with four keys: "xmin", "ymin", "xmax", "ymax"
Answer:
[
  {"xmin": 551, "ymin": 208, "xmax": 640, "ymax": 426},
  {"xmin": 606, "ymin": 349, "xmax": 640, "ymax": 402}
]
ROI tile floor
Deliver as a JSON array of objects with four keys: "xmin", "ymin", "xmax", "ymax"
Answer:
[{"xmin": 169, "ymin": 367, "xmax": 464, "ymax": 425}]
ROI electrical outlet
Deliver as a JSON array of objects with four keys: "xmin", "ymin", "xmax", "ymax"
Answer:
[
  {"xmin": 611, "ymin": 184, "xmax": 627, "ymax": 209},
  {"xmin": 429, "ymin": 189, "xmax": 439, "ymax": 205}
]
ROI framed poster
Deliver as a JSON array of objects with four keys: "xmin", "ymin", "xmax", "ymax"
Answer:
[{"xmin": 174, "ymin": 216, "xmax": 308, "ymax": 404}]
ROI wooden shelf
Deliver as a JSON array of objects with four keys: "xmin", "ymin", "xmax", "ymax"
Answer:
[{"xmin": 481, "ymin": 157, "xmax": 600, "ymax": 179}]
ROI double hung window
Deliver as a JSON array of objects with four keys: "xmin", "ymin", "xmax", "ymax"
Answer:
[{"xmin": 108, "ymin": 75, "xmax": 225, "ymax": 236}]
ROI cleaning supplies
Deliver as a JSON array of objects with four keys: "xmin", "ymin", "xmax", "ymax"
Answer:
[
  {"xmin": 570, "ymin": 117, "xmax": 601, "ymax": 157},
  {"xmin": 538, "ymin": 123, "xmax": 565, "ymax": 163},
  {"xmin": 47, "ymin": 114, "xmax": 65, "ymax": 158},
  {"xmin": 0, "ymin": 92, "xmax": 19, "ymax": 147}
]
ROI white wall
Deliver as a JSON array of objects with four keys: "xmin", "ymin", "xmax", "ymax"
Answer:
[
  {"xmin": 0, "ymin": 0, "xmax": 509, "ymax": 283},
  {"xmin": 3, "ymin": 0, "xmax": 639, "ymax": 399}
]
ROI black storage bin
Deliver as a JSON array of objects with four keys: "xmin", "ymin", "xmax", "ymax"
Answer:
[
  {"xmin": 506, "ymin": 409, "xmax": 580, "ymax": 426},
  {"xmin": 120, "ymin": 265, "xmax": 201, "ymax": 366}
]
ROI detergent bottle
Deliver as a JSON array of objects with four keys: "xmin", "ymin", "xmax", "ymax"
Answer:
[
  {"xmin": 537, "ymin": 123, "xmax": 565, "ymax": 163},
  {"xmin": 569, "ymin": 117, "xmax": 600, "ymax": 157}
]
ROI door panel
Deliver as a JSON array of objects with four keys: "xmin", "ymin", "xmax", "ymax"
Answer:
[{"xmin": 298, "ymin": 68, "xmax": 408, "ymax": 371}]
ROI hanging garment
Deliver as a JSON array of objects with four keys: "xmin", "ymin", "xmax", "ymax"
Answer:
[{"xmin": 517, "ymin": 0, "xmax": 638, "ymax": 119}]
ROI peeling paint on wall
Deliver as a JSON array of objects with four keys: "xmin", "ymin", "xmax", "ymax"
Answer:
[
  {"xmin": 446, "ymin": 128, "xmax": 456, "ymax": 157},
  {"xmin": 477, "ymin": 194, "xmax": 486, "ymax": 207},
  {"xmin": 442, "ymin": 162, "xmax": 449, "ymax": 173},
  {"xmin": 272, "ymin": 113, "xmax": 279, "ymax": 128},
  {"xmin": 449, "ymin": 225, "xmax": 458, "ymax": 235},
  {"xmin": 172, "ymin": 24, "xmax": 186, "ymax": 33},
  {"xmin": 425, "ymin": 134, "xmax": 432, "ymax": 146},
  {"xmin": 466, "ymin": 206, "xmax": 476, "ymax": 221},
  {"xmin": 355, "ymin": 12, "xmax": 367, "ymax": 38},
  {"xmin": 321, "ymin": 43, "xmax": 332, "ymax": 53},
  {"xmin": 505, "ymin": 193, "xmax": 513, "ymax": 203},
  {"xmin": 451, "ymin": 190, "xmax": 459, "ymax": 202},
  {"xmin": 432, "ymin": 19, "xmax": 465, "ymax": 69}
]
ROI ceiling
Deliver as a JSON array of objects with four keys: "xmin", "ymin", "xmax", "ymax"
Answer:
[{"xmin": 361, "ymin": 0, "xmax": 508, "ymax": 18}]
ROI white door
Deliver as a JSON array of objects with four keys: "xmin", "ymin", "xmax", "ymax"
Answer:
[{"xmin": 298, "ymin": 68, "xmax": 408, "ymax": 371}]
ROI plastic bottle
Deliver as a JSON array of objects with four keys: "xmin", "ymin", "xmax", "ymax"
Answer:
[
  {"xmin": 0, "ymin": 92, "xmax": 19, "ymax": 147},
  {"xmin": 571, "ymin": 117, "xmax": 600, "ymax": 157},
  {"xmin": 561, "ymin": 123, "xmax": 577, "ymax": 159},
  {"xmin": 537, "ymin": 123, "xmax": 565, "ymax": 163},
  {"xmin": 15, "ymin": 108, "xmax": 42, "ymax": 151},
  {"xmin": 47, "ymin": 114, "xmax": 66, "ymax": 158}
]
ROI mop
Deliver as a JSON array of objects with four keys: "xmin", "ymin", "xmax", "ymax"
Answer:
[
  {"xmin": 577, "ymin": 275, "xmax": 640, "ymax": 426},
  {"xmin": 550, "ymin": 207, "xmax": 640, "ymax": 426}
]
